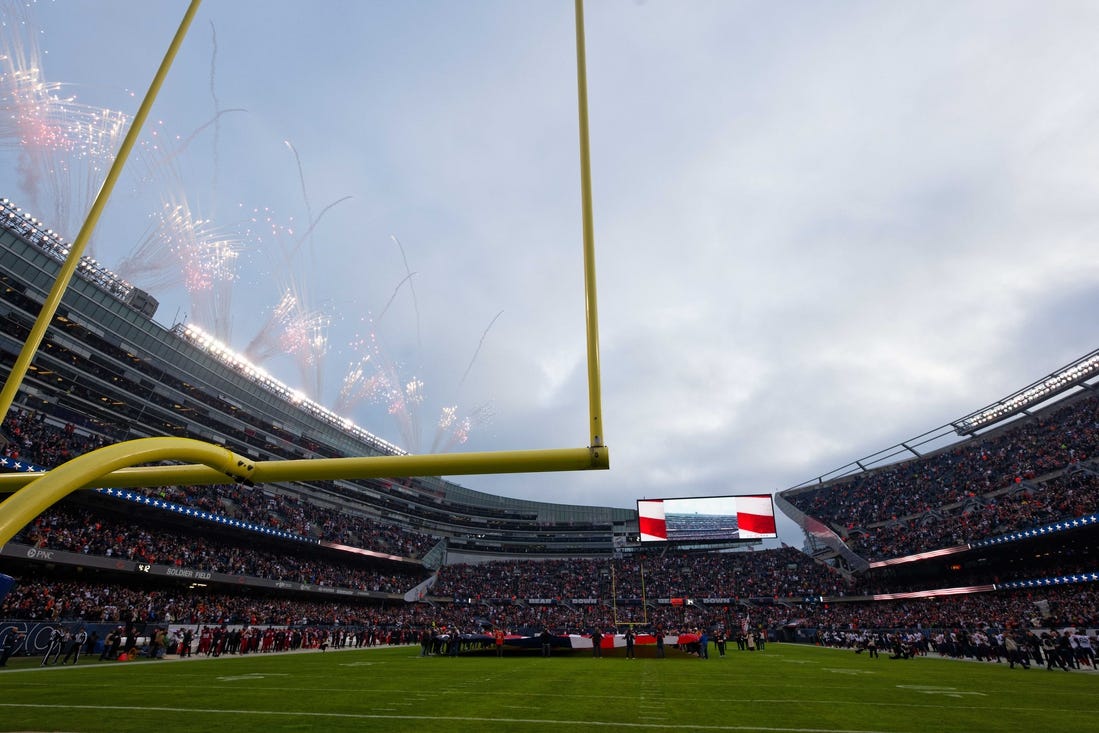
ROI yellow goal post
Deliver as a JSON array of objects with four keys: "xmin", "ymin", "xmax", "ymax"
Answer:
[{"xmin": 0, "ymin": 0, "xmax": 609, "ymax": 546}]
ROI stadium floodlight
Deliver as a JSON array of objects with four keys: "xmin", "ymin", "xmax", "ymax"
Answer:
[
  {"xmin": 951, "ymin": 349, "xmax": 1099, "ymax": 435},
  {"xmin": 0, "ymin": 0, "xmax": 610, "ymax": 548},
  {"xmin": 175, "ymin": 323, "xmax": 409, "ymax": 457}
]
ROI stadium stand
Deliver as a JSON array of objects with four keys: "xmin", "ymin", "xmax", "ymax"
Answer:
[{"xmin": 1, "ymin": 197, "xmax": 1097, "ymax": 665}]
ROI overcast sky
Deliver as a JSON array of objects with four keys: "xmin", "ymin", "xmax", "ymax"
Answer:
[{"xmin": 3, "ymin": 0, "xmax": 1099, "ymax": 546}]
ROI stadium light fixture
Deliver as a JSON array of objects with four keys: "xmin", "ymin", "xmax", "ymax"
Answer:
[{"xmin": 951, "ymin": 349, "xmax": 1099, "ymax": 435}]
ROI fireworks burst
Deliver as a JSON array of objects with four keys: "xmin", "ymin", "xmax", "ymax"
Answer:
[
  {"xmin": 236, "ymin": 143, "xmax": 351, "ymax": 401},
  {"xmin": 2, "ymin": 3, "xmax": 493, "ymax": 453},
  {"xmin": 337, "ymin": 321, "xmax": 424, "ymax": 452},
  {"xmin": 430, "ymin": 309, "xmax": 500, "ymax": 452},
  {"xmin": 116, "ymin": 196, "xmax": 242, "ymax": 340},
  {"xmin": 337, "ymin": 283, "xmax": 496, "ymax": 454},
  {"xmin": 432, "ymin": 402, "xmax": 494, "ymax": 453},
  {"xmin": 244, "ymin": 276, "xmax": 331, "ymax": 401},
  {"xmin": 0, "ymin": 2, "xmax": 130, "ymax": 248}
]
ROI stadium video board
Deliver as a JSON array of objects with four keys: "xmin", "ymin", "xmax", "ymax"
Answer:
[{"xmin": 636, "ymin": 494, "xmax": 778, "ymax": 543}]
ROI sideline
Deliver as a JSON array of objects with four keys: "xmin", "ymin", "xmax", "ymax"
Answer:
[
  {"xmin": 0, "ymin": 641, "xmax": 417, "ymax": 673},
  {"xmin": 792, "ymin": 641, "xmax": 1099, "ymax": 673},
  {"xmin": 0, "ymin": 702, "xmax": 903, "ymax": 733}
]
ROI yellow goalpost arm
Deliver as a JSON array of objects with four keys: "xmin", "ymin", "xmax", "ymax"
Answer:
[
  {"xmin": 0, "ymin": 440, "xmax": 607, "ymax": 546},
  {"xmin": 0, "ymin": 437, "xmax": 246, "ymax": 547},
  {"xmin": 0, "ymin": 445, "xmax": 608, "ymax": 495}
]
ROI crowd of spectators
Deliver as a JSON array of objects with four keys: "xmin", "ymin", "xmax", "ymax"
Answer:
[
  {"xmin": 12, "ymin": 504, "xmax": 426, "ymax": 594},
  {"xmin": 799, "ymin": 586, "xmax": 1099, "ymax": 632},
  {"xmin": 2, "ymin": 573, "xmax": 1094, "ymax": 644},
  {"xmin": 433, "ymin": 546, "xmax": 852, "ymax": 601},
  {"xmin": 847, "ymin": 467, "xmax": 1099, "ymax": 560},
  {"xmin": 1, "ymin": 410, "xmax": 111, "ymax": 467},
  {"xmin": 0, "ymin": 577, "xmax": 431, "ymax": 628},
  {"xmin": 138, "ymin": 483, "xmax": 438, "ymax": 559},
  {"xmin": 4, "ymin": 393, "xmax": 1097, "ymax": 654},
  {"xmin": 785, "ymin": 394, "xmax": 1098, "ymax": 553},
  {"xmin": 2, "ymin": 409, "xmax": 438, "ymax": 559}
]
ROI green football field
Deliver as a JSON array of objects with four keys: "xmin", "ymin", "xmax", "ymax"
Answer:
[{"xmin": 0, "ymin": 642, "xmax": 1095, "ymax": 732}]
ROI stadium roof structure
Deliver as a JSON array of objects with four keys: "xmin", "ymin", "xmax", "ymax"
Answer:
[
  {"xmin": 775, "ymin": 348, "xmax": 1099, "ymax": 569},
  {"xmin": 951, "ymin": 348, "xmax": 1099, "ymax": 435},
  {"xmin": 780, "ymin": 348, "xmax": 1099, "ymax": 496}
]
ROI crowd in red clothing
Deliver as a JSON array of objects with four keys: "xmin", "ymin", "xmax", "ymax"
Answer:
[
  {"xmin": 138, "ymin": 483, "xmax": 438, "ymax": 559},
  {"xmin": 2, "ymin": 572, "xmax": 1095, "ymax": 641},
  {"xmin": 13, "ymin": 504, "xmax": 426, "ymax": 593},
  {"xmin": 1, "ymin": 411, "xmax": 111, "ymax": 467},
  {"xmin": 0, "ymin": 577, "xmax": 429, "ymax": 627}
]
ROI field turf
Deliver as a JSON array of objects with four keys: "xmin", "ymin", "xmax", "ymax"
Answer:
[{"xmin": 0, "ymin": 641, "xmax": 1095, "ymax": 732}]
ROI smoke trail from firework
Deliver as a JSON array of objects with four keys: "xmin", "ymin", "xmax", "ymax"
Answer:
[
  {"xmin": 458, "ymin": 310, "xmax": 503, "ymax": 390},
  {"xmin": 429, "ymin": 311, "xmax": 501, "ymax": 452},
  {"xmin": 208, "ymin": 21, "xmax": 222, "ymax": 202},
  {"xmin": 376, "ymin": 271, "xmax": 416, "ymax": 323},
  {"xmin": 391, "ymin": 235, "xmax": 422, "ymax": 350},
  {"xmin": 136, "ymin": 108, "xmax": 246, "ymax": 187},
  {"xmin": 125, "ymin": 23, "xmax": 241, "ymax": 206},
  {"xmin": 293, "ymin": 194, "xmax": 351, "ymax": 254},
  {"xmin": 239, "ymin": 199, "xmax": 335, "ymax": 400},
  {"xmin": 286, "ymin": 139, "xmax": 312, "ymax": 246},
  {"xmin": 281, "ymin": 140, "xmax": 351, "ymax": 262}
]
